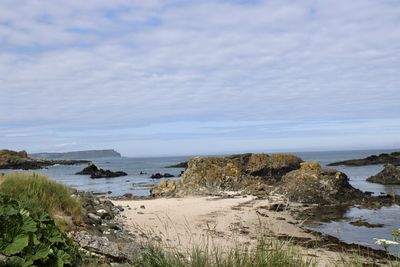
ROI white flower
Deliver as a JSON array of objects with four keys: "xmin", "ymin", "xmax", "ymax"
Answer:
[{"xmin": 374, "ymin": 238, "xmax": 399, "ymax": 246}]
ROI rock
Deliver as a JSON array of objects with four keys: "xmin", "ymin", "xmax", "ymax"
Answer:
[
  {"xmin": 349, "ymin": 219, "xmax": 384, "ymax": 228},
  {"xmin": 91, "ymin": 170, "xmax": 128, "ymax": 179},
  {"xmin": 76, "ymin": 163, "xmax": 127, "ymax": 178},
  {"xmin": 69, "ymin": 231, "xmax": 123, "ymax": 260},
  {"xmin": 151, "ymin": 180, "xmax": 178, "ymax": 197},
  {"xmin": 88, "ymin": 213, "xmax": 102, "ymax": 224},
  {"xmin": 279, "ymin": 162, "xmax": 362, "ymax": 204},
  {"xmin": 96, "ymin": 209, "xmax": 111, "ymax": 219},
  {"xmin": 165, "ymin": 153, "xmax": 302, "ymax": 196},
  {"xmin": 245, "ymin": 153, "xmax": 303, "ymax": 180},
  {"xmin": 140, "ymin": 205, "xmax": 145, "ymax": 209},
  {"xmin": 328, "ymin": 151, "xmax": 400, "ymax": 166},
  {"xmin": 366, "ymin": 164, "xmax": 400, "ymax": 185},
  {"xmin": 150, "ymin": 173, "xmax": 175, "ymax": 179},
  {"xmin": 76, "ymin": 162, "xmax": 99, "ymax": 175}
]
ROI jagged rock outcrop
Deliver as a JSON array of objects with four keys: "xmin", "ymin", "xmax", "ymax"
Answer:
[
  {"xmin": 328, "ymin": 151, "xmax": 400, "ymax": 166},
  {"xmin": 152, "ymin": 153, "xmax": 303, "ymax": 197},
  {"xmin": 367, "ymin": 164, "xmax": 400, "ymax": 185},
  {"xmin": 0, "ymin": 149, "xmax": 89, "ymax": 170},
  {"xmin": 279, "ymin": 162, "xmax": 362, "ymax": 204},
  {"xmin": 76, "ymin": 163, "xmax": 127, "ymax": 179}
]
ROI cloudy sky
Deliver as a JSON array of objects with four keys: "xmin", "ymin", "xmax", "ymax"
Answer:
[{"xmin": 1, "ymin": 0, "xmax": 399, "ymax": 157}]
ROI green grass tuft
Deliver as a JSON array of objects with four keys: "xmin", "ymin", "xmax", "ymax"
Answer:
[
  {"xmin": 134, "ymin": 237, "xmax": 316, "ymax": 267},
  {"xmin": 0, "ymin": 172, "xmax": 83, "ymax": 229}
]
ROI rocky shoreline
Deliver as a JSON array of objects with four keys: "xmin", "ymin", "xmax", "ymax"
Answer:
[
  {"xmin": 0, "ymin": 149, "xmax": 89, "ymax": 170},
  {"xmin": 328, "ymin": 151, "xmax": 400, "ymax": 166},
  {"xmin": 66, "ymin": 192, "xmax": 140, "ymax": 265},
  {"xmin": 1, "ymin": 151, "xmax": 399, "ymax": 265}
]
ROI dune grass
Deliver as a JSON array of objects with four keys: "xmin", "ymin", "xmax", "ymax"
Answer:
[
  {"xmin": 133, "ymin": 235, "xmax": 316, "ymax": 267},
  {"xmin": 0, "ymin": 172, "xmax": 83, "ymax": 229}
]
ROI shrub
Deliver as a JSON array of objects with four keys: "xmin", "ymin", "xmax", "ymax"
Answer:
[
  {"xmin": 0, "ymin": 194, "xmax": 81, "ymax": 266},
  {"xmin": 0, "ymin": 173, "xmax": 83, "ymax": 229}
]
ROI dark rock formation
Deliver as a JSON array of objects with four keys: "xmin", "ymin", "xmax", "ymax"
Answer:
[
  {"xmin": 279, "ymin": 162, "xmax": 362, "ymax": 204},
  {"xmin": 76, "ymin": 163, "xmax": 99, "ymax": 175},
  {"xmin": 366, "ymin": 164, "xmax": 400, "ymax": 185},
  {"xmin": 152, "ymin": 153, "xmax": 303, "ymax": 197},
  {"xmin": 30, "ymin": 149, "xmax": 122, "ymax": 160},
  {"xmin": 165, "ymin": 161, "xmax": 189, "ymax": 168},
  {"xmin": 0, "ymin": 149, "xmax": 89, "ymax": 170},
  {"xmin": 150, "ymin": 173, "xmax": 175, "ymax": 179},
  {"xmin": 328, "ymin": 151, "xmax": 400, "ymax": 166},
  {"xmin": 76, "ymin": 163, "xmax": 127, "ymax": 179}
]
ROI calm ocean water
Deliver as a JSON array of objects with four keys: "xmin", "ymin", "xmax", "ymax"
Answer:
[{"xmin": 2, "ymin": 149, "xmax": 400, "ymax": 253}]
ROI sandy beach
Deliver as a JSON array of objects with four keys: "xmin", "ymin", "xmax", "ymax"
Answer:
[{"xmin": 112, "ymin": 194, "xmax": 350, "ymax": 266}]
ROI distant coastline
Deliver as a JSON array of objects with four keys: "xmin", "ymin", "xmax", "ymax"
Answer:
[{"xmin": 29, "ymin": 149, "xmax": 122, "ymax": 160}]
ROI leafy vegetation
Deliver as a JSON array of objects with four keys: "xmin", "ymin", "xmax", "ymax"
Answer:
[
  {"xmin": 0, "ymin": 173, "xmax": 83, "ymax": 229},
  {"xmin": 0, "ymin": 194, "xmax": 81, "ymax": 266}
]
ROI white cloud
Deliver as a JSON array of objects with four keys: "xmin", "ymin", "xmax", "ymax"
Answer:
[{"xmin": 0, "ymin": 0, "xmax": 399, "ymax": 155}]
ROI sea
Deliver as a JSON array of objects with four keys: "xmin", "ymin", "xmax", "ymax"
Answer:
[{"xmin": 2, "ymin": 149, "xmax": 400, "ymax": 254}]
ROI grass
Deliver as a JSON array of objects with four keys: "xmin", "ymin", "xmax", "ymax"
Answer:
[
  {"xmin": 131, "ymin": 235, "xmax": 316, "ymax": 267},
  {"xmin": 0, "ymin": 172, "xmax": 83, "ymax": 229}
]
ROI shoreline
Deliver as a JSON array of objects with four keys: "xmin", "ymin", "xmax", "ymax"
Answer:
[{"xmin": 111, "ymin": 193, "xmax": 396, "ymax": 266}]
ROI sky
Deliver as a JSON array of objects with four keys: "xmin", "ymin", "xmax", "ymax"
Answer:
[{"xmin": 0, "ymin": 0, "xmax": 399, "ymax": 157}]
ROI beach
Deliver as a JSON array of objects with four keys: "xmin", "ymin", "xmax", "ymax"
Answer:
[{"xmin": 112, "ymin": 194, "xmax": 375, "ymax": 266}]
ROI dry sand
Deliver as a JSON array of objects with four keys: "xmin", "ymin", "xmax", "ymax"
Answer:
[{"xmin": 112, "ymin": 194, "xmax": 352, "ymax": 266}]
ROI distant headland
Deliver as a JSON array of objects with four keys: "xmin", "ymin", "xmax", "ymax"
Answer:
[{"xmin": 29, "ymin": 149, "xmax": 122, "ymax": 160}]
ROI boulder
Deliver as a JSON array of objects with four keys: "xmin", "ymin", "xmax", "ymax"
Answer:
[
  {"xmin": 69, "ymin": 231, "xmax": 123, "ymax": 259},
  {"xmin": 279, "ymin": 162, "xmax": 362, "ymax": 204},
  {"xmin": 367, "ymin": 164, "xmax": 400, "ymax": 185}
]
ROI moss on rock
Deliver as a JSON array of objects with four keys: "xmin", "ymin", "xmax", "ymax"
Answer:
[{"xmin": 279, "ymin": 164, "xmax": 362, "ymax": 204}]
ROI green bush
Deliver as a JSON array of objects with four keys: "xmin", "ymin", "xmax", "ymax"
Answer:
[
  {"xmin": 0, "ymin": 194, "xmax": 81, "ymax": 266},
  {"xmin": 0, "ymin": 173, "xmax": 83, "ymax": 229}
]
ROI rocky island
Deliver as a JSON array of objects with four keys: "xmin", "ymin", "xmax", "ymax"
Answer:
[
  {"xmin": 367, "ymin": 164, "xmax": 400, "ymax": 185},
  {"xmin": 328, "ymin": 151, "xmax": 400, "ymax": 166},
  {"xmin": 76, "ymin": 163, "xmax": 127, "ymax": 178},
  {"xmin": 0, "ymin": 149, "xmax": 89, "ymax": 170}
]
